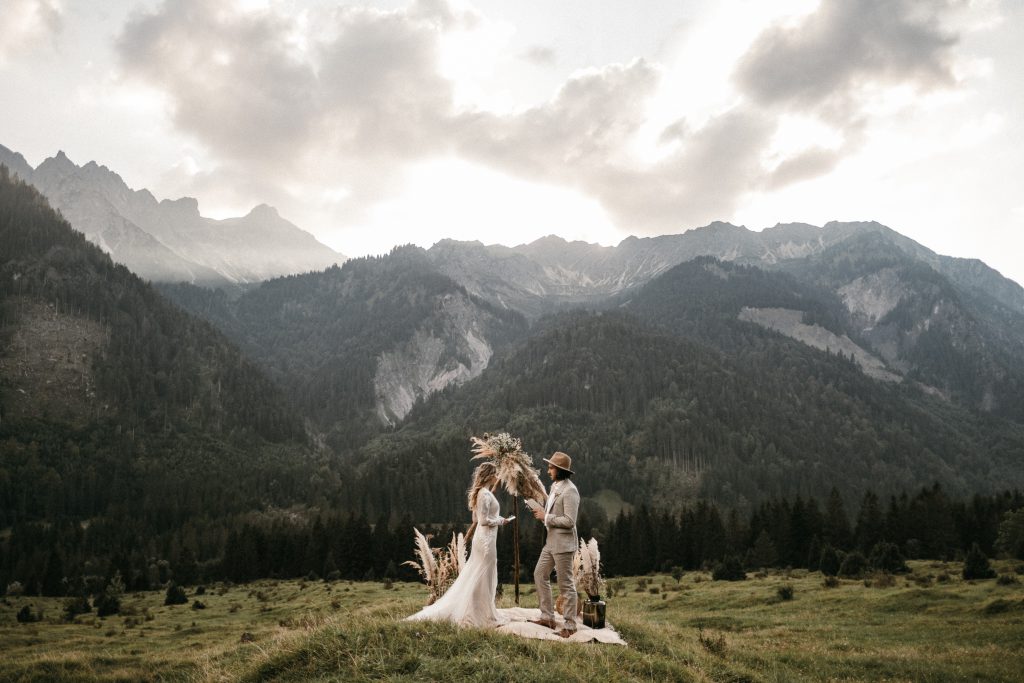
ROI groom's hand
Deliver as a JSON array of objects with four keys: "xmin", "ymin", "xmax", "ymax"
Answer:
[{"xmin": 531, "ymin": 507, "xmax": 546, "ymax": 521}]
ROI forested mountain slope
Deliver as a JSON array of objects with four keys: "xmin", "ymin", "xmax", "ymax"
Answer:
[
  {"xmin": 777, "ymin": 232, "xmax": 1024, "ymax": 419},
  {"xmin": 0, "ymin": 168, "xmax": 347, "ymax": 586},
  {"xmin": 343, "ymin": 305, "xmax": 1024, "ymax": 521},
  {"xmin": 161, "ymin": 247, "xmax": 528, "ymax": 448}
]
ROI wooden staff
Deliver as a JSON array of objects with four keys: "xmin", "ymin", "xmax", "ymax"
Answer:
[{"xmin": 513, "ymin": 494, "xmax": 521, "ymax": 605}]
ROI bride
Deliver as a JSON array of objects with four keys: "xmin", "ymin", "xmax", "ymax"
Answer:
[{"xmin": 406, "ymin": 461, "xmax": 513, "ymax": 627}]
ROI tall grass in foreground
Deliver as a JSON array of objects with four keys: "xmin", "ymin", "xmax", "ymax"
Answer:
[{"xmin": 1, "ymin": 560, "xmax": 1022, "ymax": 682}]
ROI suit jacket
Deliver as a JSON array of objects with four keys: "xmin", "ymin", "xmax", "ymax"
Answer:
[{"xmin": 543, "ymin": 479, "xmax": 580, "ymax": 554}]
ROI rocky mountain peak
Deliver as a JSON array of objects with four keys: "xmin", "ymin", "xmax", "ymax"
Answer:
[
  {"xmin": 523, "ymin": 234, "xmax": 568, "ymax": 248},
  {"xmin": 157, "ymin": 196, "xmax": 201, "ymax": 220},
  {"xmin": 246, "ymin": 203, "xmax": 280, "ymax": 221},
  {"xmin": 1, "ymin": 142, "xmax": 344, "ymax": 285},
  {"xmin": 0, "ymin": 144, "xmax": 34, "ymax": 180},
  {"xmin": 696, "ymin": 220, "xmax": 747, "ymax": 235},
  {"xmin": 35, "ymin": 150, "xmax": 78, "ymax": 180},
  {"xmin": 763, "ymin": 222, "xmax": 821, "ymax": 240}
]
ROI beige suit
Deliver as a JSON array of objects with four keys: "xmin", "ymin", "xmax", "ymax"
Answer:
[{"xmin": 534, "ymin": 479, "xmax": 580, "ymax": 630}]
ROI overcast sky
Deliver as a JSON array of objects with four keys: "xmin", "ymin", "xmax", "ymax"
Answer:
[{"xmin": 3, "ymin": 0, "xmax": 1023, "ymax": 285}]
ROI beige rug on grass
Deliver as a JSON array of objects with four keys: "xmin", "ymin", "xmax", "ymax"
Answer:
[{"xmin": 495, "ymin": 607, "xmax": 626, "ymax": 645}]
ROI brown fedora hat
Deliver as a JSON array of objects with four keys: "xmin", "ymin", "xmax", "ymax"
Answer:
[{"xmin": 543, "ymin": 451, "xmax": 574, "ymax": 474}]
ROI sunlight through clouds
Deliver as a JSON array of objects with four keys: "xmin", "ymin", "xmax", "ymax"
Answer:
[{"xmin": 349, "ymin": 157, "xmax": 621, "ymax": 256}]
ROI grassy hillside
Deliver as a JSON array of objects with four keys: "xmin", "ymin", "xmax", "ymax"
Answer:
[{"xmin": 2, "ymin": 561, "xmax": 1022, "ymax": 682}]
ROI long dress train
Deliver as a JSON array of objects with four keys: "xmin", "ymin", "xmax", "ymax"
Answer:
[{"xmin": 405, "ymin": 488, "xmax": 508, "ymax": 628}]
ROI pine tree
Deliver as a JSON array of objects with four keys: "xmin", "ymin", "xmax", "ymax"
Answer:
[
  {"xmin": 855, "ymin": 490, "xmax": 885, "ymax": 552},
  {"xmin": 818, "ymin": 544, "xmax": 841, "ymax": 577},
  {"xmin": 996, "ymin": 508, "xmax": 1024, "ymax": 560},
  {"xmin": 805, "ymin": 535, "xmax": 823, "ymax": 571},
  {"xmin": 749, "ymin": 530, "xmax": 778, "ymax": 569},
  {"xmin": 824, "ymin": 488, "xmax": 853, "ymax": 550},
  {"xmin": 41, "ymin": 550, "xmax": 65, "ymax": 597}
]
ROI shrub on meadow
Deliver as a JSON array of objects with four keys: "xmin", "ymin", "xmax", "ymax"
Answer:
[
  {"xmin": 869, "ymin": 542, "xmax": 909, "ymax": 573},
  {"xmin": 839, "ymin": 551, "xmax": 868, "ymax": 578},
  {"xmin": 16, "ymin": 605, "xmax": 43, "ymax": 623},
  {"xmin": 95, "ymin": 572, "xmax": 125, "ymax": 617},
  {"xmin": 962, "ymin": 543, "xmax": 996, "ymax": 580},
  {"xmin": 698, "ymin": 628, "xmax": 727, "ymax": 656},
  {"xmin": 63, "ymin": 595, "xmax": 92, "ymax": 621},
  {"xmin": 164, "ymin": 582, "xmax": 189, "ymax": 606},
  {"xmin": 866, "ymin": 572, "xmax": 897, "ymax": 588},
  {"xmin": 712, "ymin": 555, "xmax": 746, "ymax": 581}
]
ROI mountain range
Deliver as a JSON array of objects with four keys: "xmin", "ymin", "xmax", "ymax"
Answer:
[
  {"xmin": 0, "ymin": 144, "xmax": 343, "ymax": 286},
  {"xmin": 425, "ymin": 220, "xmax": 1024, "ymax": 319},
  {"xmin": 4, "ymin": 148, "xmax": 1024, "ymax": 526}
]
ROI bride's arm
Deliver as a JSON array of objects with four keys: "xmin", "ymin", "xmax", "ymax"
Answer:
[{"xmin": 476, "ymin": 491, "xmax": 507, "ymax": 527}]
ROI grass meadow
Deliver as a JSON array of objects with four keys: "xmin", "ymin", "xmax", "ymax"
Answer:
[{"xmin": 1, "ymin": 560, "xmax": 1023, "ymax": 682}]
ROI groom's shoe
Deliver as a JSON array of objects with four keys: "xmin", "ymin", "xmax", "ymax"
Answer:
[
  {"xmin": 557, "ymin": 628, "xmax": 576, "ymax": 639},
  {"xmin": 528, "ymin": 618, "xmax": 557, "ymax": 630}
]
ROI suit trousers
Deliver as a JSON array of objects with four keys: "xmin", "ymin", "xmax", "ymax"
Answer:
[{"xmin": 534, "ymin": 546, "xmax": 577, "ymax": 630}]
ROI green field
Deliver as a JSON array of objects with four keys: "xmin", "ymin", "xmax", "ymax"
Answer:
[{"xmin": 2, "ymin": 561, "xmax": 1023, "ymax": 682}]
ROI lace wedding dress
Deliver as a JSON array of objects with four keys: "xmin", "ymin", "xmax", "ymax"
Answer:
[{"xmin": 406, "ymin": 488, "xmax": 508, "ymax": 628}]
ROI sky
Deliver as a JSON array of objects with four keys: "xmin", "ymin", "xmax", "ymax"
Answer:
[{"xmin": 2, "ymin": 0, "xmax": 1023, "ymax": 286}]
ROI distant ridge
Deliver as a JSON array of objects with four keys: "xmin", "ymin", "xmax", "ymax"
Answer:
[
  {"xmin": 0, "ymin": 143, "xmax": 345, "ymax": 286},
  {"xmin": 426, "ymin": 221, "xmax": 1024, "ymax": 317}
]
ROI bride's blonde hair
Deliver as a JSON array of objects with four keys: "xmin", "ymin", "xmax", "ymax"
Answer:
[{"xmin": 467, "ymin": 461, "xmax": 498, "ymax": 511}]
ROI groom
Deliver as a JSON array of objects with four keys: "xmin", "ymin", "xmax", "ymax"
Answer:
[{"xmin": 530, "ymin": 451, "xmax": 580, "ymax": 638}]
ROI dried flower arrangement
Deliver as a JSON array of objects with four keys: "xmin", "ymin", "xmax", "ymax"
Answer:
[
  {"xmin": 469, "ymin": 432, "xmax": 546, "ymax": 507},
  {"xmin": 403, "ymin": 528, "xmax": 466, "ymax": 604},
  {"xmin": 573, "ymin": 537, "xmax": 606, "ymax": 600}
]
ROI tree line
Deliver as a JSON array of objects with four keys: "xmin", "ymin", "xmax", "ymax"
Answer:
[
  {"xmin": 600, "ymin": 484, "xmax": 1024, "ymax": 577},
  {"xmin": 3, "ymin": 484, "xmax": 1021, "ymax": 598}
]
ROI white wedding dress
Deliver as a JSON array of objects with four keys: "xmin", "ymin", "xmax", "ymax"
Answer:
[{"xmin": 406, "ymin": 488, "xmax": 508, "ymax": 628}]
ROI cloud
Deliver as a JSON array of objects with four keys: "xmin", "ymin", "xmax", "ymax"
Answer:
[
  {"xmin": 456, "ymin": 62, "xmax": 775, "ymax": 232},
  {"xmin": 596, "ymin": 106, "xmax": 776, "ymax": 231},
  {"xmin": 118, "ymin": 0, "xmax": 320, "ymax": 167},
  {"xmin": 408, "ymin": 0, "xmax": 481, "ymax": 31},
  {"xmin": 735, "ymin": 0, "xmax": 959, "ymax": 113},
  {"xmin": 521, "ymin": 45, "xmax": 557, "ymax": 67},
  {"xmin": 765, "ymin": 146, "xmax": 844, "ymax": 190},
  {"xmin": 117, "ymin": 0, "xmax": 458, "ymax": 222},
  {"xmin": 0, "ymin": 0, "xmax": 62, "ymax": 65},
  {"xmin": 115, "ymin": 0, "xmax": 974, "ymax": 242},
  {"xmin": 314, "ymin": 6, "xmax": 454, "ymax": 159},
  {"xmin": 727, "ymin": 0, "xmax": 967, "ymax": 195},
  {"xmin": 456, "ymin": 60, "xmax": 660, "ymax": 171}
]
